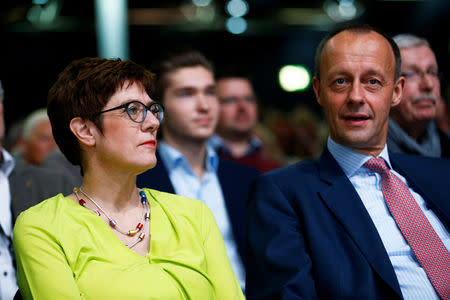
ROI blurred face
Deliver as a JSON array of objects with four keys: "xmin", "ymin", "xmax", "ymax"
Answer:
[
  {"xmin": 216, "ymin": 78, "xmax": 258, "ymax": 139},
  {"xmin": 94, "ymin": 82, "xmax": 160, "ymax": 174},
  {"xmin": 390, "ymin": 45, "xmax": 440, "ymax": 129},
  {"xmin": 23, "ymin": 119, "xmax": 57, "ymax": 165},
  {"xmin": 161, "ymin": 66, "xmax": 218, "ymax": 144},
  {"xmin": 313, "ymin": 31, "xmax": 403, "ymax": 156}
]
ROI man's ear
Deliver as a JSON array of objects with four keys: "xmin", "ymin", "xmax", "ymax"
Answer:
[
  {"xmin": 313, "ymin": 77, "xmax": 322, "ymax": 106},
  {"xmin": 391, "ymin": 76, "xmax": 405, "ymax": 108},
  {"xmin": 69, "ymin": 117, "xmax": 96, "ymax": 147}
]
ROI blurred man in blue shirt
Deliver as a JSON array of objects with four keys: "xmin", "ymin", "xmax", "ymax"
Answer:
[{"xmin": 137, "ymin": 50, "xmax": 258, "ymax": 291}]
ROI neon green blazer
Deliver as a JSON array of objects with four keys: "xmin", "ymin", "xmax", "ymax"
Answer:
[{"xmin": 13, "ymin": 188, "xmax": 245, "ymax": 300}]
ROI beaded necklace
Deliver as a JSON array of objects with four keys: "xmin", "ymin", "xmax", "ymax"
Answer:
[{"xmin": 73, "ymin": 187, "xmax": 150, "ymax": 249}]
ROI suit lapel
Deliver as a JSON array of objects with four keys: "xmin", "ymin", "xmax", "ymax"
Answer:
[
  {"xmin": 317, "ymin": 149, "xmax": 402, "ymax": 297},
  {"xmin": 217, "ymin": 159, "xmax": 246, "ymax": 257}
]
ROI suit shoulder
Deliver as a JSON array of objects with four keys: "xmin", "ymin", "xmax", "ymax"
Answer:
[
  {"xmin": 219, "ymin": 158, "xmax": 259, "ymax": 173},
  {"xmin": 11, "ymin": 163, "xmax": 72, "ymax": 182},
  {"xmin": 218, "ymin": 158, "xmax": 260, "ymax": 177},
  {"xmin": 391, "ymin": 153, "xmax": 450, "ymax": 169},
  {"xmin": 261, "ymin": 159, "xmax": 319, "ymax": 180}
]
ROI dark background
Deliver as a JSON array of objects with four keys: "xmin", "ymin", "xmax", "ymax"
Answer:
[{"xmin": 1, "ymin": 0, "xmax": 449, "ymax": 131}]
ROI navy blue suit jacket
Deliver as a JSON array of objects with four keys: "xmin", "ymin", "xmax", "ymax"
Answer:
[
  {"xmin": 246, "ymin": 148, "xmax": 450, "ymax": 300},
  {"xmin": 137, "ymin": 150, "xmax": 259, "ymax": 263}
]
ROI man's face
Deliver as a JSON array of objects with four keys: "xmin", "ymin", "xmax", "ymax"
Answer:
[
  {"xmin": 313, "ymin": 31, "xmax": 404, "ymax": 155},
  {"xmin": 24, "ymin": 119, "xmax": 57, "ymax": 165},
  {"xmin": 391, "ymin": 45, "xmax": 440, "ymax": 128},
  {"xmin": 162, "ymin": 66, "xmax": 219, "ymax": 144},
  {"xmin": 216, "ymin": 78, "xmax": 258, "ymax": 138}
]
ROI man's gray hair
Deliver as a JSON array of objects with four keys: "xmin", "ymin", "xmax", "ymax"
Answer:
[
  {"xmin": 392, "ymin": 34, "xmax": 430, "ymax": 49},
  {"xmin": 22, "ymin": 108, "xmax": 50, "ymax": 141}
]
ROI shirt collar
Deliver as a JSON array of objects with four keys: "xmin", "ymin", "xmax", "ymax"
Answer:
[
  {"xmin": 158, "ymin": 141, "xmax": 219, "ymax": 173},
  {"xmin": 1, "ymin": 149, "xmax": 15, "ymax": 177},
  {"xmin": 327, "ymin": 137, "xmax": 392, "ymax": 178},
  {"xmin": 208, "ymin": 134, "xmax": 263, "ymax": 156}
]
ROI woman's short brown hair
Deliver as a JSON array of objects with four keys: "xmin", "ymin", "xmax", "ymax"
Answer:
[{"xmin": 47, "ymin": 57, "xmax": 155, "ymax": 167}]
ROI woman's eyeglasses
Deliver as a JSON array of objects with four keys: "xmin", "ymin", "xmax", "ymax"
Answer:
[{"xmin": 98, "ymin": 100, "xmax": 164, "ymax": 123}]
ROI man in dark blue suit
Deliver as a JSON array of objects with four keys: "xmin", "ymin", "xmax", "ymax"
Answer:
[
  {"xmin": 137, "ymin": 49, "xmax": 259, "ymax": 291},
  {"xmin": 246, "ymin": 24, "xmax": 450, "ymax": 300}
]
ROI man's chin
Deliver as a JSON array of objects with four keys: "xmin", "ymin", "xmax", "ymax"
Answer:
[{"xmin": 413, "ymin": 111, "xmax": 436, "ymax": 123}]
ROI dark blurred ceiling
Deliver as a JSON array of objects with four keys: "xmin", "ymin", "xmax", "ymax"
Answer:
[
  {"xmin": 1, "ymin": 0, "xmax": 447, "ymax": 33},
  {"xmin": 1, "ymin": 0, "xmax": 449, "ymax": 127}
]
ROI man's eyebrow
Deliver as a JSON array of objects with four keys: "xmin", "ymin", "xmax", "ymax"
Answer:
[
  {"xmin": 363, "ymin": 69, "xmax": 385, "ymax": 77},
  {"xmin": 403, "ymin": 63, "xmax": 438, "ymax": 70},
  {"xmin": 174, "ymin": 86, "xmax": 196, "ymax": 91}
]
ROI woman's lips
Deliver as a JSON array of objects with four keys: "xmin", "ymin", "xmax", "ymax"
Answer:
[{"xmin": 141, "ymin": 140, "xmax": 156, "ymax": 147}]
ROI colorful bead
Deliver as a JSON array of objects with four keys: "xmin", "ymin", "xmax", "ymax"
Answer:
[
  {"xmin": 79, "ymin": 199, "xmax": 86, "ymax": 207},
  {"xmin": 94, "ymin": 210, "xmax": 101, "ymax": 216},
  {"xmin": 110, "ymin": 220, "xmax": 117, "ymax": 227},
  {"xmin": 128, "ymin": 229, "xmax": 138, "ymax": 236},
  {"xmin": 136, "ymin": 223, "xmax": 143, "ymax": 230},
  {"xmin": 138, "ymin": 232, "xmax": 145, "ymax": 240},
  {"xmin": 141, "ymin": 197, "xmax": 147, "ymax": 204},
  {"xmin": 145, "ymin": 212, "xmax": 150, "ymax": 220}
]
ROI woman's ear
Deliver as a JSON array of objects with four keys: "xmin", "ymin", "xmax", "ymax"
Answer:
[{"xmin": 69, "ymin": 117, "xmax": 97, "ymax": 147}]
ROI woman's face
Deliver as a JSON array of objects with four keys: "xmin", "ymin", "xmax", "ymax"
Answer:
[{"xmin": 93, "ymin": 82, "xmax": 160, "ymax": 175}]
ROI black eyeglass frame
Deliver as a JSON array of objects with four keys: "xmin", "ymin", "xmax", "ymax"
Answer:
[{"xmin": 97, "ymin": 100, "xmax": 164, "ymax": 123}]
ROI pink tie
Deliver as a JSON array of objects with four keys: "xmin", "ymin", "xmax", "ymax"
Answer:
[{"xmin": 364, "ymin": 157, "xmax": 450, "ymax": 299}]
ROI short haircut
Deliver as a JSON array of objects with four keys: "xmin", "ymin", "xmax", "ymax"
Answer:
[
  {"xmin": 392, "ymin": 34, "xmax": 430, "ymax": 49},
  {"xmin": 47, "ymin": 57, "xmax": 155, "ymax": 167},
  {"xmin": 314, "ymin": 24, "xmax": 402, "ymax": 81},
  {"xmin": 22, "ymin": 108, "xmax": 49, "ymax": 141},
  {"xmin": 152, "ymin": 49, "xmax": 214, "ymax": 102}
]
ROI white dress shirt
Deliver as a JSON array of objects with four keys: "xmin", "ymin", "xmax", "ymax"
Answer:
[
  {"xmin": 158, "ymin": 142, "xmax": 246, "ymax": 291},
  {"xmin": 0, "ymin": 149, "xmax": 18, "ymax": 300},
  {"xmin": 327, "ymin": 137, "xmax": 450, "ymax": 300}
]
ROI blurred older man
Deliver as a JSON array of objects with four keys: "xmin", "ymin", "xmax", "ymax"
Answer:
[
  {"xmin": 0, "ymin": 80, "xmax": 73, "ymax": 299},
  {"xmin": 388, "ymin": 34, "xmax": 450, "ymax": 157},
  {"xmin": 20, "ymin": 108, "xmax": 57, "ymax": 165}
]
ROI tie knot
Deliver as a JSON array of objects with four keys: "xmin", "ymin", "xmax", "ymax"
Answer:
[{"xmin": 363, "ymin": 157, "xmax": 389, "ymax": 175}]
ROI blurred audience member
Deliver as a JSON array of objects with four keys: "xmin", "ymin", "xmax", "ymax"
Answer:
[
  {"xmin": 289, "ymin": 106, "xmax": 327, "ymax": 161},
  {"xmin": 435, "ymin": 96, "xmax": 449, "ymax": 134},
  {"xmin": 3, "ymin": 117, "xmax": 25, "ymax": 157},
  {"xmin": 209, "ymin": 67, "xmax": 283, "ymax": 173},
  {"xmin": 0, "ymin": 80, "xmax": 73, "ymax": 300},
  {"xmin": 252, "ymin": 121, "xmax": 285, "ymax": 164},
  {"xmin": 0, "ymin": 80, "xmax": 18, "ymax": 300},
  {"xmin": 263, "ymin": 106, "xmax": 327, "ymax": 165},
  {"xmin": 388, "ymin": 34, "xmax": 450, "ymax": 157},
  {"xmin": 20, "ymin": 108, "xmax": 57, "ymax": 165},
  {"xmin": 137, "ymin": 50, "xmax": 259, "ymax": 291}
]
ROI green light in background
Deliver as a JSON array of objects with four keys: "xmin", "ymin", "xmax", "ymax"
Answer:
[{"xmin": 278, "ymin": 65, "xmax": 311, "ymax": 92}]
